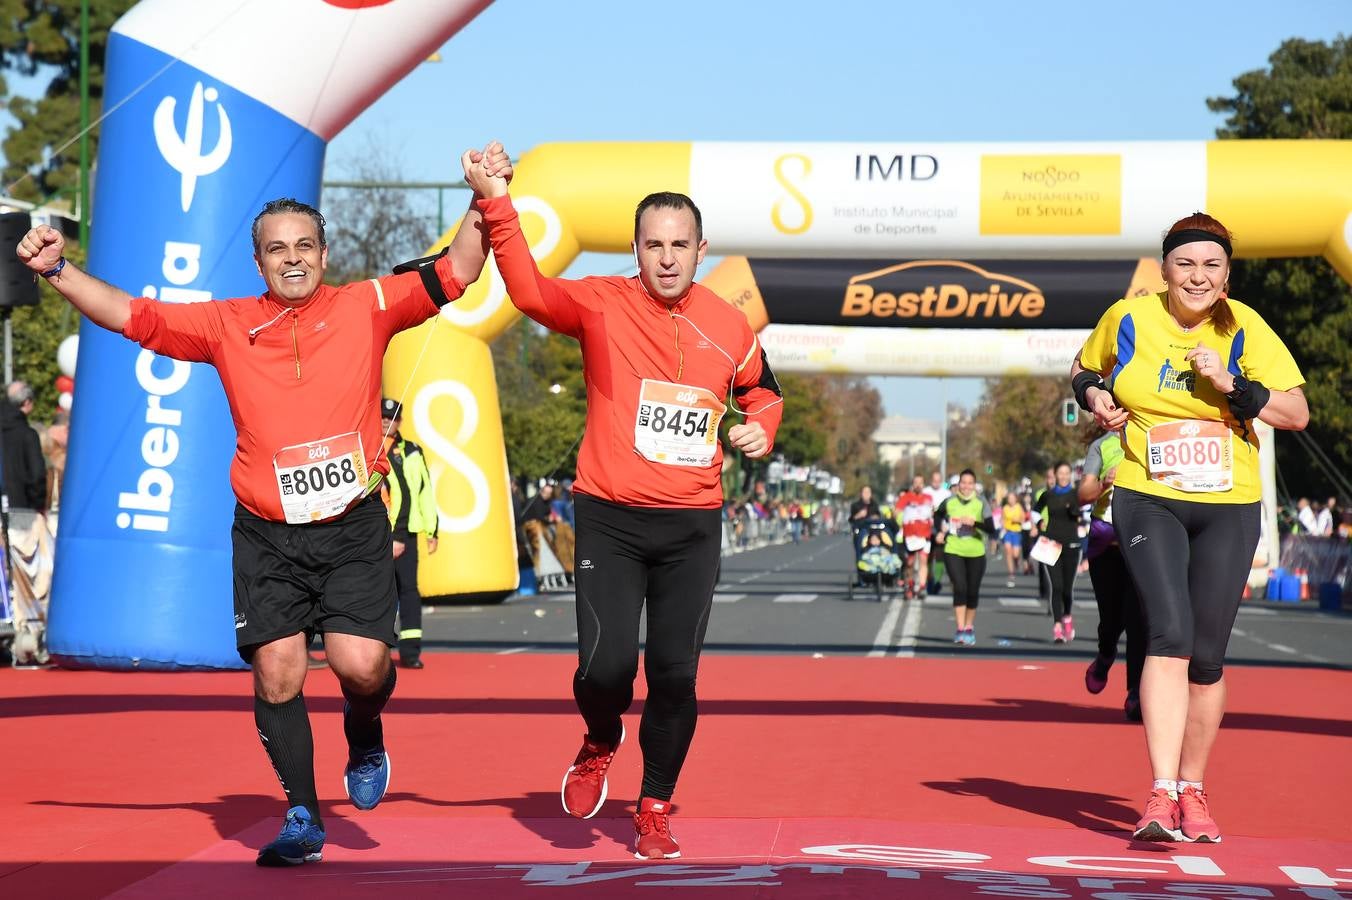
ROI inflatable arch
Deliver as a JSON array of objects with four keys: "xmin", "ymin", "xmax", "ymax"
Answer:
[
  {"xmin": 49, "ymin": 0, "xmax": 493, "ymax": 670},
  {"xmin": 48, "ymin": 0, "xmax": 1352, "ymax": 670},
  {"xmin": 397, "ymin": 139, "xmax": 1351, "ymax": 602}
]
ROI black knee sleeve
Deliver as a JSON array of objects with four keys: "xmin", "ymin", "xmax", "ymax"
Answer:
[{"xmin": 1188, "ymin": 658, "xmax": 1224, "ymax": 685}]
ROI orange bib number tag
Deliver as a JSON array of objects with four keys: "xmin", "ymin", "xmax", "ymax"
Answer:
[
  {"xmin": 1146, "ymin": 420, "xmax": 1233, "ymax": 493},
  {"xmin": 273, "ymin": 431, "xmax": 369, "ymax": 523},
  {"xmin": 634, "ymin": 379, "xmax": 726, "ymax": 468}
]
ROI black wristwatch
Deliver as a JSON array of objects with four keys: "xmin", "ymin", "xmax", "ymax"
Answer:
[{"xmin": 1226, "ymin": 374, "xmax": 1250, "ymax": 399}]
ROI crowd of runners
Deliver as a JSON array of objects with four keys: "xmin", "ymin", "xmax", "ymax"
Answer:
[{"xmin": 15, "ymin": 136, "xmax": 1308, "ymax": 862}]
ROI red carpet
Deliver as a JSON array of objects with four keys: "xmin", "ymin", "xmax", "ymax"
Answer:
[{"xmin": 4, "ymin": 655, "xmax": 1349, "ymax": 898}]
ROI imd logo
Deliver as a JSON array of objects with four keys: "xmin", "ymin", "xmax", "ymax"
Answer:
[{"xmin": 771, "ymin": 153, "xmax": 813, "ymax": 236}]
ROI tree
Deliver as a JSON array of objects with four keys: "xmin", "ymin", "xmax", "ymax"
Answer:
[
  {"xmin": 491, "ymin": 318, "xmax": 585, "ymax": 483},
  {"xmin": 7, "ymin": 234, "xmax": 81, "ymax": 420},
  {"xmin": 969, "ymin": 376, "xmax": 1091, "ymax": 482},
  {"xmin": 815, "ymin": 375, "xmax": 884, "ymax": 482},
  {"xmin": 0, "ymin": 0, "xmax": 136, "ymax": 206},
  {"xmin": 1208, "ymin": 36, "xmax": 1352, "ymax": 497},
  {"xmin": 1, "ymin": 2, "xmax": 132, "ymax": 421},
  {"xmin": 321, "ymin": 140, "xmax": 441, "ymax": 284},
  {"xmin": 768, "ymin": 372, "xmax": 828, "ymax": 466}
]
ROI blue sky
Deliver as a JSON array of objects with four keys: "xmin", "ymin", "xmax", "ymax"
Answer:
[{"xmin": 326, "ymin": 0, "xmax": 1346, "ymax": 422}]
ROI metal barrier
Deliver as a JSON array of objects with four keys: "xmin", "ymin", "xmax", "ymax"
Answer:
[
  {"xmin": 1278, "ymin": 534, "xmax": 1350, "ymax": 602},
  {"xmin": 1, "ymin": 509, "xmax": 55, "ymax": 666},
  {"xmin": 721, "ymin": 511, "xmax": 821, "ymax": 556}
]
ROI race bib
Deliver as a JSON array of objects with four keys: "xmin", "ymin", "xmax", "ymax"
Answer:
[
  {"xmin": 1030, "ymin": 536, "xmax": 1063, "ymax": 566},
  {"xmin": 273, "ymin": 431, "xmax": 369, "ymax": 524},
  {"xmin": 1146, "ymin": 420, "xmax": 1233, "ymax": 493},
  {"xmin": 634, "ymin": 379, "xmax": 726, "ymax": 468}
]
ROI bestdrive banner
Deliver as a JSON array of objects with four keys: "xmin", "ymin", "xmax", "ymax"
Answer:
[{"xmin": 727, "ymin": 257, "xmax": 1162, "ymax": 330}]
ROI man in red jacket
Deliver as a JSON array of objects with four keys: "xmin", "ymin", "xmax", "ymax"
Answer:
[
  {"xmin": 15, "ymin": 143, "xmax": 511, "ymax": 867},
  {"xmin": 464, "ymin": 154, "xmax": 783, "ymax": 860}
]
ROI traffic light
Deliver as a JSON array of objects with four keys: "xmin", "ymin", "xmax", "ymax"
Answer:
[{"xmin": 1060, "ymin": 399, "xmax": 1078, "ymax": 426}]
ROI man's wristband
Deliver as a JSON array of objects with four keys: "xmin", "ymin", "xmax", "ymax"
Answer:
[
  {"xmin": 40, "ymin": 257, "xmax": 67, "ymax": 279},
  {"xmin": 1072, "ymin": 370, "xmax": 1105, "ymax": 412},
  {"xmin": 1225, "ymin": 375, "xmax": 1270, "ymax": 420}
]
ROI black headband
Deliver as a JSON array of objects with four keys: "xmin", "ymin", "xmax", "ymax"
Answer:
[{"xmin": 1163, "ymin": 228, "xmax": 1232, "ymax": 259}]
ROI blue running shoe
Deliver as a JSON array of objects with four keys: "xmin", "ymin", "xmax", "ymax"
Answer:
[
  {"xmin": 256, "ymin": 806, "xmax": 325, "ymax": 866},
  {"xmin": 344, "ymin": 747, "xmax": 391, "ymax": 810}
]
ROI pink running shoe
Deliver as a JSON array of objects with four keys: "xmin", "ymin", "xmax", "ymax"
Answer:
[
  {"xmin": 1179, "ymin": 785, "xmax": 1222, "ymax": 843},
  {"xmin": 1133, "ymin": 788, "xmax": 1182, "ymax": 842},
  {"xmin": 1052, "ymin": 621, "xmax": 1066, "ymax": 644},
  {"xmin": 561, "ymin": 725, "xmax": 624, "ymax": 819},
  {"xmin": 1062, "ymin": 615, "xmax": 1076, "ymax": 641}
]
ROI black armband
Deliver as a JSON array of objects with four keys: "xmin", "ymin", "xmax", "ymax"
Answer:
[
  {"xmin": 1072, "ymin": 370, "xmax": 1105, "ymax": 412},
  {"xmin": 393, "ymin": 246, "xmax": 452, "ymax": 307},
  {"xmin": 1225, "ymin": 375, "xmax": 1270, "ymax": 420}
]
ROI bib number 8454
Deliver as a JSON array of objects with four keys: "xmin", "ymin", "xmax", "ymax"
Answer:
[{"xmin": 640, "ymin": 404, "xmax": 711, "ymax": 438}]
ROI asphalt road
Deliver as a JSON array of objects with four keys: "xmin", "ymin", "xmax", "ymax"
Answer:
[{"xmin": 419, "ymin": 531, "xmax": 1351, "ymax": 671}]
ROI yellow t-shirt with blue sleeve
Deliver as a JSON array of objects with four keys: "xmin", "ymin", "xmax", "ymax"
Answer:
[{"xmin": 1078, "ymin": 293, "xmax": 1302, "ymax": 505}]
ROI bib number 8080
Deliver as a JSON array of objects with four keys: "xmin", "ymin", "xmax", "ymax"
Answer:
[
  {"xmin": 1150, "ymin": 439, "xmax": 1222, "ymax": 469},
  {"xmin": 290, "ymin": 458, "xmax": 358, "ymax": 495}
]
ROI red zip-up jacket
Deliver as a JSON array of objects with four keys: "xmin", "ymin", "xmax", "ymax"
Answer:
[
  {"xmin": 479, "ymin": 195, "xmax": 783, "ymax": 509},
  {"xmin": 122, "ymin": 262, "xmax": 462, "ymax": 522}
]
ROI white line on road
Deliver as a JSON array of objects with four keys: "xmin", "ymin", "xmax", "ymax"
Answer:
[
  {"xmin": 896, "ymin": 596, "xmax": 923, "ymax": 658},
  {"xmin": 868, "ymin": 595, "xmax": 906, "ymax": 658},
  {"xmin": 713, "ymin": 593, "xmax": 745, "ymax": 603},
  {"xmin": 773, "ymin": 594, "xmax": 818, "ymax": 603},
  {"xmin": 1231, "ymin": 627, "xmax": 1330, "ymax": 665},
  {"xmin": 999, "ymin": 597, "xmax": 1042, "ymax": 609},
  {"xmin": 728, "ymin": 538, "xmax": 846, "ymax": 586},
  {"xmin": 497, "ymin": 646, "xmax": 532, "ymax": 655},
  {"xmin": 923, "ymin": 595, "xmax": 948, "ymax": 608}
]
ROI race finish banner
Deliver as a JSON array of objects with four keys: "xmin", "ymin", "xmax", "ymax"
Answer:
[{"xmin": 716, "ymin": 257, "xmax": 1162, "ymax": 330}]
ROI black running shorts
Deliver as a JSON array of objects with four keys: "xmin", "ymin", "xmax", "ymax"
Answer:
[{"xmin": 232, "ymin": 493, "xmax": 397, "ymax": 659}]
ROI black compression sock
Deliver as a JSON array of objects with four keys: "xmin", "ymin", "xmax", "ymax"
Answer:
[
  {"xmin": 342, "ymin": 664, "xmax": 397, "ymax": 754},
  {"xmin": 254, "ymin": 693, "xmax": 322, "ymax": 829}
]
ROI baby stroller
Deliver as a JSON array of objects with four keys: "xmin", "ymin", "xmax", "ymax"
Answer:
[{"xmin": 847, "ymin": 517, "xmax": 903, "ymax": 602}]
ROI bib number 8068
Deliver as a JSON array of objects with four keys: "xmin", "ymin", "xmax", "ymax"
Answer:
[{"xmin": 288, "ymin": 458, "xmax": 358, "ymax": 495}]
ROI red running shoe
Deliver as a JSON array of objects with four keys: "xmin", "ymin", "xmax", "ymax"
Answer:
[
  {"xmin": 561, "ymin": 724, "xmax": 623, "ymax": 819},
  {"xmin": 1179, "ymin": 785, "xmax": 1222, "ymax": 843},
  {"xmin": 634, "ymin": 797, "xmax": 681, "ymax": 859},
  {"xmin": 1132, "ymin": 788, "xmax": 1182, "ymax": 842}
]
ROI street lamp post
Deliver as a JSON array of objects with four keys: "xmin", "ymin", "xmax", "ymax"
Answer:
[
  {"xmin": 939, "ymin": 377, "xmax": 949, "ymax": 482},
  {"xmin": 79, "ymin": 0, "xmax": 90, "ymax": 248}
]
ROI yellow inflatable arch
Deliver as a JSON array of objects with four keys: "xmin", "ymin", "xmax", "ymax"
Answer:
[{"xmin": 384, "ymin": 140, "xmax": 1352, "ymax": 598}]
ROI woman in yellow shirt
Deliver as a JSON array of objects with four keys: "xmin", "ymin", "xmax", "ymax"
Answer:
[
  {"xmin": 1071, "ymin": 213, "xmax": 1307, "ymax": 845},
  {"xmin": 1000, "ymin": 493, "xmax": 1026, "ymax": 587}
]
